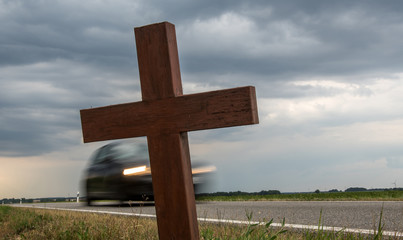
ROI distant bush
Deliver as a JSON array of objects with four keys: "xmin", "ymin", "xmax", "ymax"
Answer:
[{"xmin": 345, "ymin": 187, "xmax": 368, "ymax": 192}]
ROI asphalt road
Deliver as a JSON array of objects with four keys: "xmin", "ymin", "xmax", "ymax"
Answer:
[{"xmin": 11, "ymin": 201, "xmax": 403, "ymax": 234}]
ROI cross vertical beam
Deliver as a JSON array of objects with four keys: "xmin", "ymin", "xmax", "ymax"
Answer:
[{"xmin": 135, "ymin": 22, "xmax": 199, "ymax": 239}]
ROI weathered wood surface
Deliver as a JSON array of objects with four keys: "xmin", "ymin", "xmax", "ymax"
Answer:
[
  {"xmin": 80, "ymin": 86, "xmax": 258, "ymax": 143},
  {"xmin": 135, "ymin": 22, "xmax": 183, "ymax": 100},
  {"xmin": 147, "ymin": 132, "xmax": 198, "ymax": 239},
  {"xmin": 80, "ymin": 21, "xmax": 259, "ymax": 240},
  {"xmin": 134, "ymin": 22, "xmax": 198, "ymax": 239}
]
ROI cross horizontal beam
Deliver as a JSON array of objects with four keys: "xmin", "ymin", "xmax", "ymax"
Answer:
[{"xmin": 80, "ymin": 86, "xmax": 258, "ymax": 143}]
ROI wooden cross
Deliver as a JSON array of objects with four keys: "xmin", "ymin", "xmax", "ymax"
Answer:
[{"xmin": 80, "ymin": 21, "xmax": 259, "ymax": 239}]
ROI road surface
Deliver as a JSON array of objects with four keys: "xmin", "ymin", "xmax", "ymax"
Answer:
[{"xmin": 10, "ymin": 200, "xmax": 403, "ymax": 235}]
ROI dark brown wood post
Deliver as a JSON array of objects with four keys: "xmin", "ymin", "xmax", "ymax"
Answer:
[{"xmin": 135, "ymin": 22, "xmax": 199, "ymax": 239}]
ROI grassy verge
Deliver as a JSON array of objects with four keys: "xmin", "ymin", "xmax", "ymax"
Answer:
[
  {"xmin": 0, "ymin": 205, "xmax": 158, "ymax": 239},
  {"xmin": 196, "ymin": 190, "xmax": 403, "ymax": 201},
  {"xmin": 0, "ymin": 206, "xmax": 396, "ymax": 239}
]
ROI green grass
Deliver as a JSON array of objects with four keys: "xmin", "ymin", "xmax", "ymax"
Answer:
[
  {"xmin": 0, "ymin": 206, "xmax": 158, "ymax": 239},
  {"xmin": 196, "ymin": 190, "xmax": 403, "ymax": 201},
  {"xmin": 0, "ymin": 206, "xmax": 398, "ymax": 239}
]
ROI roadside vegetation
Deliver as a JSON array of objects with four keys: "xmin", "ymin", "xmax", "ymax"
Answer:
[
  {"xmin": 0, "ymin": 205, "xmax": 395, "ymax": 239},
  {"xmin": 0, "ymin": 205, "xmax": 158, "ymax": 239},
  {"xmin": 196, "ymin": 189, "xmax": 403, "ymax": 201},
  {"xmin": 3, "ymin": 188, "xmax": 403, "ymax": 204}
]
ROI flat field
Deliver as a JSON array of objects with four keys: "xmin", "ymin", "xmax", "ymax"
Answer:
[{"xmin": 196, "ymin": 190, "xmax": 403, "ymax": 201}]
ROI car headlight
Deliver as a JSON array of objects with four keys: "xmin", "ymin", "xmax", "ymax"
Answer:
[
  {"xmin": 123, "ymin": 165, "xmax": 216, "ymax": 176},
  {"xmin": 123, "ymin": 165, "xmax": 151, "ymax": 176},
  {"xmin": 192, "ymin": 166, "xmax": 216, "ymax": 174}
]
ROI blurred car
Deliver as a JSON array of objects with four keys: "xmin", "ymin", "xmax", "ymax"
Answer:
[{"xmin": 83, "ymin": 141, "xmax": 215, "ymax": 205}]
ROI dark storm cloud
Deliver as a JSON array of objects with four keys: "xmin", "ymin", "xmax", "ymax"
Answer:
[
  {"xmin": 0, "ymin": 0, "xmax": 138, "ymax": 70},
  {"xmin": 0, "ymin": 59, "xmax": 140, "ymax": 157},
  {"xmin": 4, "ymin": 1, "xmax": 403, "ymax": 79},
  {"xmin": 1, "ymin": 0, "xmax": 403, "ymax": 157},
  {"xmin": 0, "ymin": 108, "xmax": 78, "ymax": 156},
  {"xmin": 172, "ymin": 0, "xmax": 403, "ymax": 83}
]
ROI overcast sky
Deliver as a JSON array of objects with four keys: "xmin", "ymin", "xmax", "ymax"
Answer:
[{"xmin": 2, "ymin": 0, "xmax": 403, "ymax": 198}]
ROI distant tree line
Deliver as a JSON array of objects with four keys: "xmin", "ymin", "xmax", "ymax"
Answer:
[
  {"xmin": 3, "ymin": 187, "xmax": 403, "ymax": 202},
  {"xmin": 316, "ymin": 187, "xmax": 403, "ymax": 193},
  {"xmin": 1, "ymin": 197, "xmax": 78, "ymax": 204},
  {"xmin": 344, "ymin": 187, "xmax": 403, "ymax": 192},
  {"xmin": 197, "ymin": 187, "xmax": 403, "ymax": 197},
  {"xmin": 196, "ymin": 190, "xmax": 281, "ymax": 197}
]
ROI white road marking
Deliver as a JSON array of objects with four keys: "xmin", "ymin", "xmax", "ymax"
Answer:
[{"xmin": 13, "ymin": 205, "xmax": 403, "ymax": 237}]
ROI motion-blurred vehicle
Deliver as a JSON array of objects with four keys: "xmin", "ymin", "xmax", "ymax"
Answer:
[{"xmin": 83, "ymin": 141, "xmax": 215, "ymax": 205}]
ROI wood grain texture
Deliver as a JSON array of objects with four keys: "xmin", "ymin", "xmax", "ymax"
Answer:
[
  {"xmin": 135, "ymin": 22, "xmax": 199, "ymax": 240},
  {"xmin": 135, "ymin": 22, "xmax": 183, "ymax": 100},
  {"xmin": 80, "ymin": 86, "xmax": 258, "ymax": 143},
  {"xmin": 147, "ymin": 133, "xmax": 198, "ymax": 239}
]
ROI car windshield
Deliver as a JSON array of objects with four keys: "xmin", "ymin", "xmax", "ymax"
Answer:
[{"xmin": 111, "ymin": 142, "xmax": 149, "ymax": 163}]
